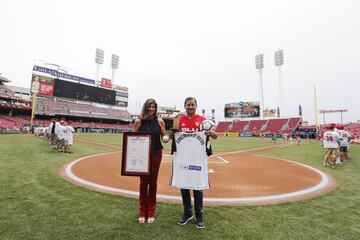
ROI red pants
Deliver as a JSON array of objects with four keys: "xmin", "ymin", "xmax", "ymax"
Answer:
[{"xmin": 139, "ymin": 150, "xmax": 162, "ymax": 218}]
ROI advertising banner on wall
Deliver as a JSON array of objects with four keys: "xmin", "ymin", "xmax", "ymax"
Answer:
[
  {"xmin": 116, "ymin": 100, "xmax": 128, "ymax": 107},
  {"xmin": 113, "ymin": 84, "xmax": 129, "ymax": 107},
  {"xmin": 32, "ymin": 65, "xmax": 95, "ymax": 85},
  {"xmin": 101, "ymin": 78, "xmax": 112, "ymax": 89},
  {"xmin": 224, "ymin": 101, "xmax": 260, "ymax": 118},
  {"xmin": 39, "ymin": 82, "xmax": 54, "ymax": 96},
  {"xmin": 31, "ymin": 74, "xmax": 55, "ymax": 95}
]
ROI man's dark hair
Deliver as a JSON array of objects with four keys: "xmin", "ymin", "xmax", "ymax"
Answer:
[{"xmin": 184, "ymin": 97, "xmax": 197, "ymax": 106}]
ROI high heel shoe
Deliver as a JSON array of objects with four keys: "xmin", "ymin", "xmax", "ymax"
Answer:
[{"xmin": 138, "ymin": 217, "xmax": 145, "ymax": 224}]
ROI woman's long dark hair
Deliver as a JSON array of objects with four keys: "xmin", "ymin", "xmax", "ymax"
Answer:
[{"xmin": 140, "ymin": 98, "xmax": 158, "ymax": 120}]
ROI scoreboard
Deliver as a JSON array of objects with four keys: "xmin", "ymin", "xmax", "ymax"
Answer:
[{"xmin": 53, "ymin": 79, "xmax": 116, "ymax": 105}]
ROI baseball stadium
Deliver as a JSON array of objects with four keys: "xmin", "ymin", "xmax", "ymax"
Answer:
[{"xmin": 1, "ymin": 58, "xmax": 360, "ymax": 239}]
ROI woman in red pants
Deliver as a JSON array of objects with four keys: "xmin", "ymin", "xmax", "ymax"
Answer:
[{"xmin": 133, "ymin": 99, "xmax": 169, "ymax": 224}]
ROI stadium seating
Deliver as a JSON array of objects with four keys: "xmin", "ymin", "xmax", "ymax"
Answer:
[
  {"xmin": 215, "ymin": 121, "xmax": 232, "ymax": 132},
  {"xmin": 0, "ymin": 116, "xmax": 20, "ymax": 130},
  {"xmin": 283, "ymin": 117, "xmax": 302, "ymax": 133},
  {"xmin": 216, "ymin": 117, "xmax": 302, "ymax": 134},
  {"xmin": 265, "ymin": 118, "xmax": 289, "ymax": 134},
  {"xmin": 0, "ymin": 86, "xmax": 29, "ymax": 104},
  {"xmin": 246, "ymin": 120, "xmax": 267, "ymax": 133},
  {"xmin": 36, "ymin": 97, "xmax": 131, "ymax": 120},
  {"xmin": 32, "ymin": 118, "xmax": 132, "ymax": 130},
  {"xmin": 231, "ymin": 120, "xmax": 249, "ymax": 133},
  {"xmin": 345, "ymin": 123, "xmax": 360, "ymax": 138},
  {"xmin": 0, "ymin": 101, "xmax": 32, "ymax": 111},
  {"xmin": 0, "ymin": 115, "xmax": 29, "ymax": 125},
  {"xmin": 0, "ymin": 114, "xmax": 132, "ymax": 132},
  {"xmin": 0, "ymin": 86, "xmax": 17, "ymax": 100}
]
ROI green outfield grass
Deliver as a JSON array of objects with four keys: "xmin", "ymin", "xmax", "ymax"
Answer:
[{"xmin": 0, "ymin": 133, "xmax": 359, "ymax": 240}]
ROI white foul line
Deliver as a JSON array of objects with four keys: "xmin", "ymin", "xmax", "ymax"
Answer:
[{"xmin": 217, "ymin": 156, "xmax": 229, "ymax": 163}]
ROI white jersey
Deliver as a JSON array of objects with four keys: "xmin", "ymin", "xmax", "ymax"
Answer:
[
  {"xmin": 54, "ymin": 122, "xmax": 61, "ymax": 135},
  {"xmin": 48, "ymin": 122, "xmax": 53, "ymax": 134},
  {"xmin": 338, "ymin": 130, "xmax": 351, "ymax": 147},
  {"xmin": 48, "ymin": 122, "xmax": 58, "ymax": 134},
  {"xmin": 323, "ymin": 130, "xmax": 341, "ymax": 148},
  {"xmin": 171, "ymin": 132, "xmax": 209, "ymax": 190},
  {"xmin": 65, "ymin": 126, "xmax": 75, "ymax": 144},
  {"xmin": 57, "ymin": 125, "xmax": 67, "ymax": 140}
]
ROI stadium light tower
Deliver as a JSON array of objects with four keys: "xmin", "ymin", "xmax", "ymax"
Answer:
[
  {"xmin": 95, "ymin": 48, "xmax": 104, "ymax": 84},
  {"xmin": 274, "ymin": 49, "xmax": 284, "ymax": 117},
  {"xmin": 111, "ymin": 54, "xmax": 119, "ymax": 83},
  {"xmin": 255, "ymin": 54, "xmax": 264, "ymax": 119}
]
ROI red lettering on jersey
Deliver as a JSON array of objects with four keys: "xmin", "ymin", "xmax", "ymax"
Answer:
[{"xmin": 325, "ymin": 135, "xmax": 334, "ymax": 141}]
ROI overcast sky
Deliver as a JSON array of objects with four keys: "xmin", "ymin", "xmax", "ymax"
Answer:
[{"xmin": 1, "ymin": 0, "xmax": 359, "ymax": 123}]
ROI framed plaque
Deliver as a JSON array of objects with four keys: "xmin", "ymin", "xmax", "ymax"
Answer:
[{"xmin": 121, "ymin": 132, "xmax": 153, "ymax": 176}]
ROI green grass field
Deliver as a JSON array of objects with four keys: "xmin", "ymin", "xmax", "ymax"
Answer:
[{"xmin": 1, "ymin": 133, "xmax": 359, "ymax": 240}]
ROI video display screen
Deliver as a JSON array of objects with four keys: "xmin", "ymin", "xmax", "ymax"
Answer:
[
  {"xmin": 53, "ymin": 79, "xmax": 116, "ymax": 105},
  {"xmin": 224, "ymin": 101, "xmax": 260, "ymax": 118}
]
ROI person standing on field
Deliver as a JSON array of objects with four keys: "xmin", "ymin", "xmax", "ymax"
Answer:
[
  {"xmin": 57, "ymin": 120, "xmax": 67, "ymax": 152},
  {"xmin": 337, "ymin": 125, "xmax": 351, "ymax": 161},
  {"xmin": 323, "ymin": 124, "xmax": 341, "ymax": 168},
  {"xmin": 295, "ymin": 131, "xmax": 301, "ymax": 145},
  {"xmin": 133, "ymin": 99, "xmax": 169, "ymax": 224},
  {"xmin": 48, "ymin": 118, "xmax": 59, "ymax": 148},
  {"xmin": 65, "ymin": 121, "xmax": 75, "ymax": 153},
  {"xmin": 171, "ymin": 97, "xmax": 217, "ymax": 229}
]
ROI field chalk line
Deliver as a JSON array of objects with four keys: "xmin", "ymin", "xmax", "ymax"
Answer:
[{"xmin": 64, "ymin": 143, "xmax": 332, "ymax": 204}]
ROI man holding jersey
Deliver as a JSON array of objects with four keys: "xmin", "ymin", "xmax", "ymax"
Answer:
[{"xmin": 170, "ymin": 97, "xmax": 217, "ymax": 229}]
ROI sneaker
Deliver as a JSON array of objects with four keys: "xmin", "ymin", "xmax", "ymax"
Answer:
[
  {"xmin": 195, "ymin": 215, "xmax": 205, "ymax": 229},
  {"xmin": 177, "ymin": 214, "xmax": 193, "ymax": 225}
]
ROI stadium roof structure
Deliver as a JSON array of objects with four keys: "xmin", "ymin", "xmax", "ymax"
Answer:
[
  {"xmin": 319, "ymin": 109, "xmax": 347, "ymax": 113},
  {"xmin": 4, "ymin": 85, "xmax": 30, "ymax": 95},
  {"xmin": 0, "ymin": 74, "xmax": 11, "ymax": 84}
]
